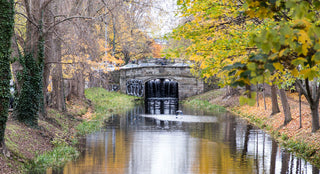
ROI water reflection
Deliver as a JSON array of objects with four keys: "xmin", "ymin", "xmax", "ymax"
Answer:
[
  {"xmin": 47, "ymin": 104, "xmax": 319, "ymax": 174},
  {"xmin": 145, "ymin": 98, "xmax": 178, "ymax": 115}
]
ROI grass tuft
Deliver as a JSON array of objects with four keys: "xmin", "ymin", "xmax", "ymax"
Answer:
[{"xmin": 25, "ymin": 145, "xmax": 79, "ymax": 174}]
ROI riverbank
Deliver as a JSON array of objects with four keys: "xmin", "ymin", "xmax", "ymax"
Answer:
[
  {"xmin": 183, "ymin": 87, "xmax": 320, "ymax": 168},
  {"xmin": 0, "ymin": 88, "xmax": 137, "ymax": 173}
]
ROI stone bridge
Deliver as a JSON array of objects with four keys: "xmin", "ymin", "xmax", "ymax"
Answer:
[{"xmin": 119, "ymin": 65, "xmax": 204, "ymax": 99}]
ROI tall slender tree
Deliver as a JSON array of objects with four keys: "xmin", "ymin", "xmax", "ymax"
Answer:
[{"xmin": 0, "ymin": 0, "xmax": 14, "ymax": 154}]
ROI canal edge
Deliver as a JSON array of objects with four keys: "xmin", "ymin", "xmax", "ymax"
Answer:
[{"xmin": 182, "ymin": 88, "xmax": 320, "ymax": 169}]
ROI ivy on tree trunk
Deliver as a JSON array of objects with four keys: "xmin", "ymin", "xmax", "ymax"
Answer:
[
  {"xmin": 15, "ymin": 18, "xmax": 44, "ymax": 127},
  {"xmin": 0, "ymin": 0, "xmax": 14, "ymax": 154}
]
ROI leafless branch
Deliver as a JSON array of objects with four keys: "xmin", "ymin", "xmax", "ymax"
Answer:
[
  {"xmin": 45, "ymin": 16, "xmax": 94, "ymax": 33},
  {"xmin": 16, "ymin": 12, "xmax": 39, "ymax": 29}
]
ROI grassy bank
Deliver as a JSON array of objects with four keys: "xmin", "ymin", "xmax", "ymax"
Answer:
[
  {"xmin": 0, "ymin": 88, "xmax": 137, "ymax": 173},
  {"xmin": 183, "ymin": 88, "xmax": 320, "ymax": 168},
  {"xmin": 76, "ymin": 88, "xmax": 137, "ymax": 135}
]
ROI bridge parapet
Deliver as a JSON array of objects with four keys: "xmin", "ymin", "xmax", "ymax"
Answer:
[{"xmin": 119, "ymin": 65, "xmax": 204, "ymax": 99}]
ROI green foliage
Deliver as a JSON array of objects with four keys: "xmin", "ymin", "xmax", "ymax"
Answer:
[
  {"xmin": 0, "ymin": 0, "xmax": 14, "ymax": 144},
  {"xmin": 25, "ymin": 145, "xmax": 79, "ymax": 174},
  {"xmin": 75, "ymin": 120, "xmax": 101, "ymax": 136},
  {"xmin": 76, "ymin": 88, "xmax": 136, "ymax": 135},
  {"xmin": 167, "ymin": 0, "xmax": 259, "ymax": 85},
  {"xmin": 183, "ymin": 99, "xmax": 226, "ymax": 113},
  {"xmin": 15, "ymin": 53, "xmax": 43, "ymax": 127},
  {"xmin": 239, "ymin": 92, "xmax": 256, "ymax": 106},
  {"xmin": 281, "ymin": 133, "xmax": 289, "ymax": 141},
  {"xmin": 15, "ymin": 21, "xmax": 44, "ymax": 127},
  {"xmin": 245, "ymin": 0, "xmax": 320, "ymax": 132},
  {"xmin": 282, "ymin": 139, "xmax": 318, "ymax": 164}
]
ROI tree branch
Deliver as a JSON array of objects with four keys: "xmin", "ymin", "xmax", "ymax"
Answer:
[
  {"xmin": 44, "ymin": 16, "xmax": 94, "ymax": 34},
  {"xmin": 305, "ymin": 78, "xmax": 314, "ymax": 104},
  {"xmin": 40, "ymin": 0, "xmax": 54, "ymax": 12},
  {"xmin": 316, "ymin": 81, "xmax": 320, "ymax": 104},
  {"xmin": 296, "ymin": 79, "xmax": 312, "ymax": 104},
  {"xmin": 16, "ymin": 12, "xmax": 39, "ymax": 29}
]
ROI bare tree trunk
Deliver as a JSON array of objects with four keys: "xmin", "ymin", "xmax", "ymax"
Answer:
[
  {"xmin": 263, "ymin": 84, "xmax": 266, "ymax": 110},
  {"xmin": 279, "ymin": 88, "xmax": 292, "ymax": 125},
  {"xmin": 312, "ymin": 78, "xmax": 317, "ymax": 100},
  {"xmin": 256, "ymin": 84, "xmax": 259, "ymax": 107},
  {"xmin": 270, "ymin": 84, "xmax": 280, "ymax": 116},
  {"xmin": 52, "ymin": 33, "xmax": 65, "ymax": 111},
  {"xmin": 41, "ymin": 3, "xmax": 54, "ymax": 118},
  {"xmin": 112, "ymin": 16, "xmax": 116, "ymax": 57},
  {"xmin": 24, "ymin": 0, "xmax": 41, "ymax": 60},
  {"xmin": 296, "ymin": 79, "xmax": 320, "ymax": 132},
  {"xmin": 310, "ymin": 105, "xmax": 320, "ymax": 132},
  {"xmin": 71, "ymin": 66, "xmax": 85, "ymax": 99},
  {"xmin": 299, "ymin": 88, "xmax": 302, "ymax": 128}
]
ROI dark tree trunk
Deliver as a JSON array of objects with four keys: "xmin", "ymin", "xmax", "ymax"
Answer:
[
  {"xmin": 241, "ymin": 124, "xmax": 252, "ymax": 163},
  {"xmin": 299, "ymin": 89, "xmax": 302, "ymax": 128},
  {"xmin": 270, "ymin": 84, "xmax": 280, "ymax": 115},
  {"xmin": 296, "ymin": 79, "xmax": 320, "ymax": 132},
  {"xmin": 51, "ymin": 35, "xmax": 65, "ymax": 111},
  {"xmin": 269, "ymin": 140, "xmax": 277, "ymax": 174},
  {"xmin": 24, "ymin": 0, "xmax": 41, "ymax": 60},
  {"xmin": 246, "ymin": 84, "xmax": 251, "ymax": 98},
  {"xmin": 225, "ymin": 115, "xmax": 237, "ymax": 156},
  {"xmin": 41, "ymin": 5, "xmax": 54, "ymax": 118},
  {"xmin": 263, "ymin": 85, "xmax": 267, "ymax": 110},
  {"xmin": 313, "ymin": 165, "xmax": 319, "ymax": 174},
  {"xmin": 0, "ymin": 0, "xmax": 14, "ymax": 155},
  {"xmin": 280, "ymin": 150, "xmax": 290, "ymax": 174},
  {"xmin": 310, "ymin": 105, "xmax": 320, "ymax": 132},
  {"xmin": 279, "ymin": 88, "xmax": 292, "ymax": 125},
  {"xmin": 256, "ymin": 83, "xmax": 259, "ymax": 107},
  {"xmin": 70, "ymin": 65, "xmax": 85, "ymax": 99},
  {"xmin": 112, "ymin": 17, "xmax": 116, "ymax": 57}
]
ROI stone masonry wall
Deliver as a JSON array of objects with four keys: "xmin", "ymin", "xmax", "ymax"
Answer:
[{"xmin": 119, "ymin": 66, "xmax": 204, "ymax": 99}]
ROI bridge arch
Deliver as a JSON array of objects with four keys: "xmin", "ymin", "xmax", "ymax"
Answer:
[
  {"xmin": 143, "ymin": 77, "xmax": 179, "ymax": 84},
  {"xmin": 144, "ymin": 78, "xmax": 179, "ymax": 99},
  {"xmin": 119, "ymin": 65, "xmax": 204, "ymax": 99}
]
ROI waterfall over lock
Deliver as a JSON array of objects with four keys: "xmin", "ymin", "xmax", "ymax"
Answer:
[{"xmin": 145, "ymin": 79, "xmax": 179, "ymax": 115}]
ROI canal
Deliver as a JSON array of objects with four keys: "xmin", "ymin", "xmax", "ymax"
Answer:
[{"xmin": 47, "ymin": 99, "xmax": 319, "ymax": 174}]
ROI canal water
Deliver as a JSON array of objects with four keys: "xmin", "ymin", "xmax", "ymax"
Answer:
[{"xmin": 47, "ymin": 99, "xmax": 319, "ymax": 174}]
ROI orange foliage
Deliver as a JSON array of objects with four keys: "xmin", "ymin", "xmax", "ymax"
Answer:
[{"xmin": 151, "ymin": 41, "xmax": 162, "ymax": 58}]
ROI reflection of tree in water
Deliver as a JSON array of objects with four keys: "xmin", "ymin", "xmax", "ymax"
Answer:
[
  {"xmin": 241, "ymin": 124, "xmax": 252, "ymax": 161},
  {"xmin": 51, "ymin": 105, "xmax": 320, "ymax": 174}
]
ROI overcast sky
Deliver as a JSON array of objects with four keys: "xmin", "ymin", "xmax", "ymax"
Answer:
[{"xmin": 149, "ymin": 0, "xmax": 180, "ymax": 37}]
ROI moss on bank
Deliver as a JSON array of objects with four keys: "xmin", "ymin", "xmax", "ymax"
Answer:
[{"xmin": 1, "ymin": 88, "xmax": 137, "ymax": 173}]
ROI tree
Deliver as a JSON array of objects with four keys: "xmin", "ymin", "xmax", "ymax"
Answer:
[
  {"xmin": 0, "ymin": 0, "xmax": 14, "ymax": 154},
  {"xmin": 246, "ymin": 0, "xmax": 320, "ymax": 132},
  {"xmin": 169, "ymin": 0, "xmax": 296, "ymax": 127},
  {"xmin": 168, "ymin": 0, "xmax": 261, "ymax": 83},
  {"xmin": 11, "ymin": 0, "xmax": 157, "ymax": 119}
]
